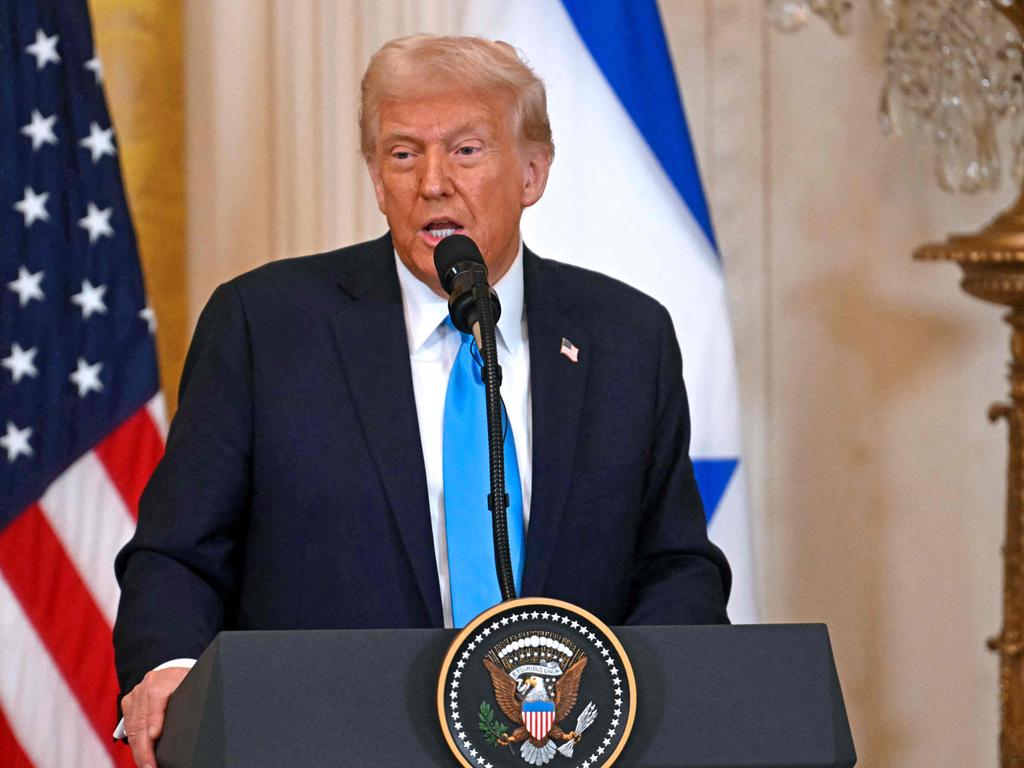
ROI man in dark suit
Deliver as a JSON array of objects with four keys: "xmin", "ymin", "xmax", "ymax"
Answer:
[{"xmin": 114, "ymin": 34, "xmax": 730, "ymax": 767}]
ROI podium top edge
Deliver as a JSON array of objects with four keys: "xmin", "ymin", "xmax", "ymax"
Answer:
[{"xmin": 209, "ymin": 623, "xmax": 831, "ymax": 639}]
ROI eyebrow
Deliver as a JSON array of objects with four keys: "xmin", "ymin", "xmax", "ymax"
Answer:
[
  {"xmin": 379, "ymin": 131, "xmax": 423, "ymax": 149},
  {"xmin": 380, "ymin": 122, "xmax": 495, "ymax": 148}
]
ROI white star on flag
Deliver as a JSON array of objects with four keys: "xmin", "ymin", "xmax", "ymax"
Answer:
[
  {"xmin": 138, "ymin": 306, "xmax": 157, "ymax": 334},
  {"xmin": 8, "ymin": 266, "xmax": 45, "ymax": 307},
  {"xmin": 13, "ymin": 186, "xmax": 50, "ymax": 227},
  {"xmin": 71, "ymin": 279, "xmax": 108, "ymax": 319},
  {"xmin": 84, "ymin": 55, "xmax": 103, "ymax": 84},
  {"xmin": 69, "ymin": 357, "xmax": 104, "ymax": 398},
  {"xmin": 25, "ymin": 29, "xmax": 61, "ymax": 70},
  {"xmin": 20, "ymin": 110, "xmax": 58, "ymax": 151},
  {"xmin": 0, "ymin": 422, "xmax": 34, "ymax": 464},
  {"xmin": 78, "ymin": 202, "xmax": 114, "ymax": 243},
  {"xmin": 79, "ymin": 122, "xmax": 116, "ymax": 163},
  {"xmin": 2, "ymin": 343, "xmax": 39, "ymax": 383}
]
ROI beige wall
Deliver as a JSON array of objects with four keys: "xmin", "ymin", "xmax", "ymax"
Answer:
[{"xmin": 183, "ymin": 2, "xmax": 1010, "ymax": 764}]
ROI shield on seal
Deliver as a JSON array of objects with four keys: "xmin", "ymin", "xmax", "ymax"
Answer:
[{"xmin": 521, "ymin": 700, "xmax": 556, "ymax": 741}]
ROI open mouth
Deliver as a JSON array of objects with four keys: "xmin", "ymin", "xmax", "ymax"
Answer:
[{"xmin": 421, "ymin": 219, "xmax": 465, "ymax": 241}]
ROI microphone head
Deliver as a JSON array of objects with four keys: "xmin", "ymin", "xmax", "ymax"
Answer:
[{"xmin": 433, "ymin": 234, "xmax": 486, "ymax": 295}]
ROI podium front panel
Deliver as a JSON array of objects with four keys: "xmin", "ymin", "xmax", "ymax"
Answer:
[{"xmin": 157, "ymin": 624, "xmax": 854, "ymax": 767}]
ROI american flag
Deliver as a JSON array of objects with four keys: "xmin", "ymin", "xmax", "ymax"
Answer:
[
  {"xmin": 559, "ymin": 337, "xmax": 579, "ymax": 364},
  {"xmin": 1, "ymin": 2, "xmax": 164, "ymax": 766}
]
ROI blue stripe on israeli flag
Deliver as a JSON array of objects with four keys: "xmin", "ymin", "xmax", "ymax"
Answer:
[
  {"xmin": 559, "ymin": 0, "xmax": 718, "ymax": 252},
  {"xmin": 462, "ymin": 0, "xmax": 758, "ymax": 621}
]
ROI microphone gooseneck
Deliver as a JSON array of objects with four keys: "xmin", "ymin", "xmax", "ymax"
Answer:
[{"xmin": 433, "ymin": 235, "xmax": 516, "ymax": 604}]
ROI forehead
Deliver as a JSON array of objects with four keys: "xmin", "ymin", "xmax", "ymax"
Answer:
[{"xmin": 376, "ymin": 87, "xmax": 515, "ymax": 143}]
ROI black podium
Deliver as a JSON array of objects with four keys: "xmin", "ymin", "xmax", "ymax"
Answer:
[{"xmin": 155, "ymin": 624, "xmax": 855, "ymax": 767}]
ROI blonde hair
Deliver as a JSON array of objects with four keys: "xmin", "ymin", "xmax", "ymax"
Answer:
[{"xmin": 359, "ymin": 34, "xmax": 554, "ymax": 160}]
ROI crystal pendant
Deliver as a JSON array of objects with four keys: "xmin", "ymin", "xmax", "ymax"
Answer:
[
  {"xmin": 879, "ymin": 77, "xmax": 901, "ymax": 136},
  {"xmin": 769, "ymin": 0, "xmax": 813, "ymax": 32},
  {"xmin": 769, "ymin": 0, "xmax": 854, "ymax": 35}
]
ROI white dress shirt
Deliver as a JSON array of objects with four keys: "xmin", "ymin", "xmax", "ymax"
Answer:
[
  {"xmin": 395, "ymin": 243, "xmax": 532, "ymax": 629},
  {"xmin": 115, "ymin": 243, "xmax": 533, "ymax": 738}
]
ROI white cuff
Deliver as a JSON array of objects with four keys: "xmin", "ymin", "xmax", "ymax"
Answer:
[{"xmin": 113, "ymin": 659, "xmax": 197, "ymax": 740}]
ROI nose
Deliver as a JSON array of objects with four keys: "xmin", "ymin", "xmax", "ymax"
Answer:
[{"xmin": 419, "ymin": 146, "xmax": 454, "ymax": 199}]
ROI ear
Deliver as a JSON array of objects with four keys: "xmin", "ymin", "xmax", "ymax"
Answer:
[
  {"xmin": 366, "ymin": 157, "xmax": 388, "ymax": 214},
  {"xmin": 520, "ymin": 146, "xmax": 552, "ymax": 209}
]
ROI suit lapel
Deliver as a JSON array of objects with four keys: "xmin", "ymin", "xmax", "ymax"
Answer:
[
  {"xmin": 521, "ymin": 249, "xmax": 590, "ymax": 595},
  {"xmin": 329, "ymin": 235, "xmax": 443, "ymax": 627}
]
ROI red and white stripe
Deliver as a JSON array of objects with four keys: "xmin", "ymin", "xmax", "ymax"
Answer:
[
  {"xmin": 0, "ymin": 396, "xmax": 165, "ymax": 767},
  {"xmin": 523, "ymin": 709, "xmax": 555, "ymax": 741}
]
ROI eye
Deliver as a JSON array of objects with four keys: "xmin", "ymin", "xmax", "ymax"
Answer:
[
  {"xmin": 392, "ymin": 150, "xmax": 413, "ymax": 160},
  {"xmin": 456, "ymin": 145, "xmax": 481, "ymax": 157}
]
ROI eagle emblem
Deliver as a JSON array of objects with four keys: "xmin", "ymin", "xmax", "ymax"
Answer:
[
  {"xmin": 438, "ymin": 600, "xmax": 635, "ymax": 768},
  {"xmin": 480, "ymin": 632, "xmax": 597, "ymax": 765}
]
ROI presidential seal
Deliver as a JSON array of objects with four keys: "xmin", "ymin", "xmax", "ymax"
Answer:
[{"xmin": 438, "ymin": 598, "xmax": 636, "ymax": 768}]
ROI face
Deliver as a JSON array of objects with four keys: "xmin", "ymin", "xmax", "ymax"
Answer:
[{"xmin": 367, "ymin": 87, "xmax": 551, "ymax": 296}]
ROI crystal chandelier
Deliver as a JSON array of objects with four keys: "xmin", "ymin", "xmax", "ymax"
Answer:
[{"xmin": 769, "ymin": 0, "xmax": 1024, "ymax": 193}]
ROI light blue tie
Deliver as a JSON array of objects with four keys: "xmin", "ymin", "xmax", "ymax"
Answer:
[{"xmin": 443, "ymin": 321, "xmax": 524, "ymax": 627}]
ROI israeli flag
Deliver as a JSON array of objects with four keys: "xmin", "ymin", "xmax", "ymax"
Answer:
[{"xmin": 463, "ymin": 0, "xmax": 758, "ymax": 622}]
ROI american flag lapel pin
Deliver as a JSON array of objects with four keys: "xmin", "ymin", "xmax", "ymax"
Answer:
[{"xmin": 559, "ymin": 337, "xmax": 579, "ymax": 363}]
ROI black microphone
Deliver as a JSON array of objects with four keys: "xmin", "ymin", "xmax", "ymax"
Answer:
[
  {"xmin": 432, "ymin": 234, "xmax": 517, "ymax": 604},
  {"xmin": 433, "ymin": 234, "xmax": 501, "ymax": 346}
]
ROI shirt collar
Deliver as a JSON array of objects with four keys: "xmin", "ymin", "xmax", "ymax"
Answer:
[{"xmin": 394, "ymin": 241, "xmax": 526, "ymax": 356}]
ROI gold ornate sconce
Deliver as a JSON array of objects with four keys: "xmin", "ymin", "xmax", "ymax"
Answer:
[
  {"xmin": 916, "ymin": 189, "xmax": 1024, "ymax": 768},
  {"xmin": 915, "ymin": 6, "xmax": 1024, "ymax": 767}
]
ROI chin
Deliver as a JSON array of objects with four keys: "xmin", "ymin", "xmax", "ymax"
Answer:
[{"xmin": 403, "ymin": 250, "xmax": 440, "ymax": 284}]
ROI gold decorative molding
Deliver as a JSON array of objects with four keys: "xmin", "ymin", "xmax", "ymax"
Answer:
[{"xmin": 88, "ymin": 0, "xmax": 187, "ymax": 415}]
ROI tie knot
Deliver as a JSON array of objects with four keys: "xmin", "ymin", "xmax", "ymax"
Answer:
[{"xmin": 444, "ymin": 316, "xmax": 474, "ymax": 346}]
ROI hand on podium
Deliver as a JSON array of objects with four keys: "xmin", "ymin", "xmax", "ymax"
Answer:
[{"xmin": 121, "ymin": 667, "xmax": 190, "ymax": 767}]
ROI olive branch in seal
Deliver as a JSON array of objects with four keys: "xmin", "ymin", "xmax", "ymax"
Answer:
[{"xmin": 477, "ymin": 701, "xmax": 508, "ymax": 746}]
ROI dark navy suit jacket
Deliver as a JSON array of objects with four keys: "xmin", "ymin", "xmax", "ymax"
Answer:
[{"xmin": 113, "ymin": 233, "xmax": 730, "ymax": 696}]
